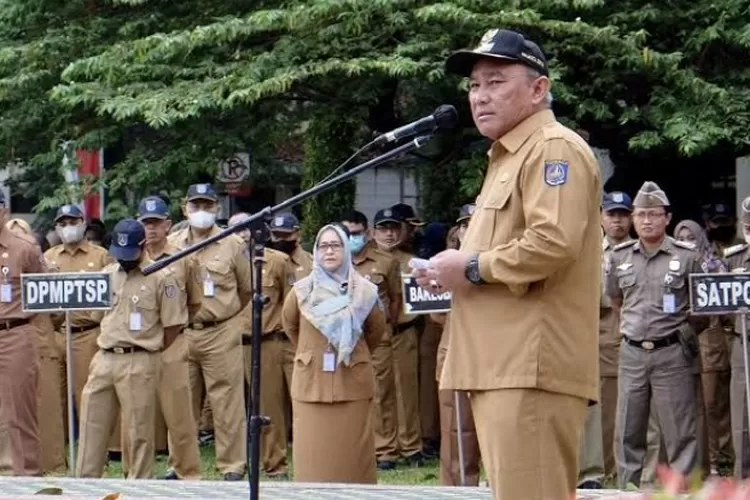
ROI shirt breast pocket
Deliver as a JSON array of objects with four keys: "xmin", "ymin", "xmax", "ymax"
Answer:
[
  {"xmin": 617, "ymin": 270, "xmax": 636, "ymax": 289},
  {"xmin": 665, "ymin": 273, "xmax": 686, "ymax": 291},
  {"xmin": 470, "ymin": 188, "xmax": 513, "ymax": 251},
  {"xmin": 205, "ymin": 260, "xmax": 233, "ymax": 289},
  {"xmin": 135, "ymin": 294, "xmax": 158, "ymax": 331}
]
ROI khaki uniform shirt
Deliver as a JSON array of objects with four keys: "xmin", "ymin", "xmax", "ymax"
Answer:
[
  {"xmin": 236, "ymin": 247, "xmax": 292, "ymax": 334},
  {"xmin": 168, "ymin": 226, "xmax": 252, "ymax": 323},
  {"xmin": 605, "ymin": 237, "xmax": 703, "ymax": 341},
  {"xmin": 97, "ymin": 259, "xmax": 187, "ymax": 351},
  {"xmin": 148, "ymin": 243, "xmax": 203, "ymax": 321},
  {"xmin": 281, "ymin": 289, "xmax": 386, "ymax": 403},
  {"xmin": 0, "ymin": 228, "xmax": 45, "ymax": 320},
  {"xmin": 600, "ymin": 237, "xmax": 631, "ymax": 377},
  {"xmin": 44, "ymin": 241, "xmax": 111, "ymax": 327},
  {"xmin": 390, "ymin": 249, "xmax": 417, "ymax": 325},
  {"xmin": 352, "ymin": 245, "xmax": 401, "ymax": 326},
  {"xmin": 442, "ymin": 109, "xmax": 602, "ymax": 402},
  {"xmin": 289, "ymin": 246, "xmax": 313, "ymax": 282}
]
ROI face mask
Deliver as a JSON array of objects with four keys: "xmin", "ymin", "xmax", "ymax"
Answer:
[
  {"xmin": 118, "ymin": 260, "xmax": 140, "ymax": 272},
  {"xmin": 188, "ymin": 211, "xmax": 216, "ymax": 229},
  {"xmin": 57, "ymin": 224, "xmax": 85, "ymax": 244},
  {"xmin": 268, "ymin": 239, "xmax": 297, "ymax": 255},
  {"xmin": 707, "ymin": 225, "xmax": 735, "ymax": 243},
  {"xmin": 349, "ymin": 235, "xmax": 366, "ymax": 254}
]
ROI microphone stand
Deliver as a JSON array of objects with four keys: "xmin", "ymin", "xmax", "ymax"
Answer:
[{"xmin": 142, "ymin": 134, "xmax": 436, "ymax": 500}]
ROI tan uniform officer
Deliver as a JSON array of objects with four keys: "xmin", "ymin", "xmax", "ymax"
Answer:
[
  {"xmin": 606, "ymin": 181, "xmax": 706, "ymax": 487},
  {"xmin": 416, "ymin": 29, "xmax": 601, "ymax": 499},
  {"xmin": 168, "ymin": 183, "xmax": 252, "ymax": 480},
  {"xmin": 5, "ymin": 219, "xmax": 66, "ymax": 474},
  {"xmin": 373, "ymin": 207, "xmax": 424, "ymax": 464},
  {"xmin": 120, "ymin": 196, "xmax": 202, "ymax": 480},
  {"xmin": 76, "ymin": 218, "xmax": 186, "ymax": 478},
  {"xmin": 341, "ymin": 210, "xmax": 401, "ymax": 469},
  {"xmin": 435, "ymin": 204, "xmax": 481, "ymax": 486},
  {"xmin": 0, "ymin": 191, "xmax": 46, "ymax": 475},
  {"xmin": 229, "ymin": 212, "xmax": 293, "ymax": 478},
  {"xmin": 43, "ymin": 205, "xmax": 111, "ymax": 441},
  {"xmin": 723, "ymin": 197, "xmax": 750, "ymax": 478},
  {"xmin": 268, "ymin": 213, "xmax": 313, "ymax": 445}
]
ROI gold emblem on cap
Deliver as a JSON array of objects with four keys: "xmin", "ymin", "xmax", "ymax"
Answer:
[{"xmin": 476, "ymin": 29, "xmax": 499, "ymax": 52}]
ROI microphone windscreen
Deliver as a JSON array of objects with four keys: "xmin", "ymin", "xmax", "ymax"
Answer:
[{"xmin": 433, "ymin": 105, "xmax": 458, "ymax": 131}]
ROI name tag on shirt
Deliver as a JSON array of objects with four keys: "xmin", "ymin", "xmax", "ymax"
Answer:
[
  {"xmin": 323, "ymin": 351, "xmax": 336, "ymax": 372},
  {"xmin": 129, "ymin": 312, "xmax": 143, "ymax": 332},
  {"xmin": 203, "ymin": 279, "xmax": 215, "ymax": 297},
  {"xmin": 0, "ymin": 284, "xmax": 11, "ymax": 303},
  {"xmin": 663, "ymin": 294, "xmax": 676, "ymax": 313}
]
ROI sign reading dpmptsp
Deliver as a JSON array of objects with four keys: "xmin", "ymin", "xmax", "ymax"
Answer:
[
  {"xmin": 21, "ymin": 272, "xmax": 112, "ymax": 313},
  {"xmin": 689, "ymin": 272, "xmax": 750, "ymax": 315},
  {"xmin": 402, "ymin": 275, "xmax": 451, "ymax": 315}
]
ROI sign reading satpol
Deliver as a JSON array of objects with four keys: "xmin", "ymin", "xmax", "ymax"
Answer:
[
  {"xmin": 402, "ymin": 275, "xmax": 451, "ymax": 315},
  {"xmin": 689, "ymin": 272, "xmax": 750, "ymax": 315},
  {"xmin": 22, "ymin": 272, "xmax": 112, "ymax": 313}
]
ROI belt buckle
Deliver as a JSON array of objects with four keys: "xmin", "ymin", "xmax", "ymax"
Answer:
[
  {"xmin": 641, "ymin": 340, "xmax": 655, "ymax": 351},
  {"xmin": 193, "ymin": 323, "xmax": 204, "ymax": 330},
  {"xmin": 113, "ymin": 347, "xmax": 125, "ymax": 354}
]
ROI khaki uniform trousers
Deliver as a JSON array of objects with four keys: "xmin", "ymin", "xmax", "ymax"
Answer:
[
  {"xmin": 600, "ymin": 376, "xmax": 618, "ymax": 476},
  {"xmin": 76, "ymin": 350, "xmax": 161, "ymax": 478},
  {"xmin": 187, "ymin": 319, "xmax": 246, "ymax": 475},
  {"xmin": 392, "ymin": 325, "xmax": 422, "ymax": 457},
  {"xmin": 370, "ymin": 334, "xmax": 399, "ymax": 462},
  {"xmin": 419, "ymin": 319, "xmax": 441, "ymax": 446},
  {"xmin": 472, "ymin": 388, "xmax": 587, "ymax": 500},
  {"xmin": 438, "ymin": 389, "xmax": 480, "ymax": 486},
  {"xmin": 0, "ymin": 323, "xmax": 41, "ymax": 476},
  {"xmin": 617, "ymin": 342, "xmax": 699, "ymax": 488},
  {"xmin": 121, "ymin": 336, "xmax": 200, "ymax": 479},
  {"xmin": 54, "ymin": 327, "xmax": 100, "ymax": 441},
  {"xmin": 33, "ymin": 318, "xmax": 66, "ymax": 473},
  {"xmin": 577, "ymin": 402, "xmax": 605, "ymax": 486},
  {"xmin": 243, "ymin": 334, "xmax": 292, "ymax": 476}
]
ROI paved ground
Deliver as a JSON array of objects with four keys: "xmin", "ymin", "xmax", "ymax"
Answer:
[{"xmin": 0, "ymin": 477, "xmax": 643, "ymax": 499}]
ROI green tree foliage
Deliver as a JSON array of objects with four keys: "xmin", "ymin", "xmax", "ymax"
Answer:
[{"xmin": 0, "ymin": 0, "xmax": 748, "ymax": 226}]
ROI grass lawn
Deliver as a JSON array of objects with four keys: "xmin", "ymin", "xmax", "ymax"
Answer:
[{"xmin": 99, "ymin": 446, "xmax": 444, "ymax": 485}]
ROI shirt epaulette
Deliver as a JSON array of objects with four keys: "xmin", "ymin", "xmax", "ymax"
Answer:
[
  {"xmin": 613, "ymin": 240, "xmax": 637, "ymax": 252},
  {"xmin": 724, "ymin": 243, "xmax": 748, "ymax": 258},
  {"xmin": 672, "ymin": 240, "xmax": 696, "ymax": 251}
]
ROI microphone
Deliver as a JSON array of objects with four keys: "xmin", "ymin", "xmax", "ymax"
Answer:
[{"xmin": 374, "ymin": 105, "xmax": 458, "ymax": 145}]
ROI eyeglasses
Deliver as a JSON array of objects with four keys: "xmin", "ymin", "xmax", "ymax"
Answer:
[
  {"xmin": 317, "ymin": 242, "xmax": 343, "ymax": 252},
  {"xmin": 633, "ymin": 211, "xmax": 667, "ymax": 220}
]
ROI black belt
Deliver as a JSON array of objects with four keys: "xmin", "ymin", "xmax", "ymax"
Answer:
[
  {"xmin": 394, "ymin": 318, "xmax": 420, "ymax": 335},
  {"xmin": 0, "ymin": 318, "xmax": 29, "ymax": 331},
  {"xmin": 623, "ymin": 331, "xmax": 680, "ymax": 351},
  {"xmin": 69, "ymin": 324, "xmax": 99, "ymax": 334},
  {"xmin": 241, "ymin": 331, "xmax": 288, "ymax": 345},
  {"xmin": 188, "ymin": 318, "xmax": 228, "ymax": 331},
  {"xmin": 102, "ymin": 346, "xmax": 157, "ymax": 354}
]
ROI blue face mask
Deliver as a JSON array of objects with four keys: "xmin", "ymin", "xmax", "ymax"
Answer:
[{"xmin": 349, "ymin": 234, "xmax": 366, "ymax": 254}]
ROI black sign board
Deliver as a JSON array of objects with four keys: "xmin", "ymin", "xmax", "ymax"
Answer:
[
  {"xmin": 689, "ymin": 272, "xmax": 750, "ymax": 315},
  {"xmin": 402, "ymin": 274, "xmax": 451, "ymax": 315},
  {"xmin": 21, "ymin": 272, "xmax": 113, "ymax": 313}
]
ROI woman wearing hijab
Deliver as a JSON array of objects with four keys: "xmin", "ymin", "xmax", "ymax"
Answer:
[
  {"xmin": 281, "ymin": 223, "xmax": 386, "ymax": 483},
  {"xmin": 674, "ymin": 220, "xmax": 733, "ymax": 476}
]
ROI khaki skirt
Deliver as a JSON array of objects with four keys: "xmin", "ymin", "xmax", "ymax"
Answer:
[{"xmin": 292, "ymin": 398, "xmax": 376, "ymax": 483}]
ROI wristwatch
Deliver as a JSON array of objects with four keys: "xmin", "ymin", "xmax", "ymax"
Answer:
[{"xmin": 464, "ymin": 253, "xmax": 485, "ymax": 285}]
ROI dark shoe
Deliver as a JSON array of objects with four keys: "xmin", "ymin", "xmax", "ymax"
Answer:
[
  {"xmin": 404, "ymin": 452, "xmax": 425, "ymax": 467},
  {"xmin": 198, "ymin": 430, "xmax": 215, "ymax": 447},
  {"xmin": 266, "ymin": 472, "xmax": 289, "ymax": 480},
  {"xmin": 377, "ymin": 460, "xmax": 396, "ymax": 471},
  {"xmin": 161, "ymin": 469, "xmax": 179, "ymax": 480},
  {"xmin": 578, "ymin": 480, "xmax": 603, "ymax": 489},
  {"xmin": 224, "ymin": 472, "xmax": 244, "ymax": 481}
]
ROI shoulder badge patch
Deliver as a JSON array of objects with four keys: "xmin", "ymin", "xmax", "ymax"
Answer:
[
  {"xmin": 164, "ymin": 284, "xmax": 177, "ymax": 298},
  {"xmin": 724, "ymin": 243, "xmax": 748, "ymax": 258},
  {"xmin": 613, "ymin": 240, "xmax": 637, "ymax": 252},
  {"xmin": 672, "ymin": 239, "xmax": 696, "ymax": 251},
  {"xmin": 543, "ymin": 160, "xmax": 568, "ymax": 187}
]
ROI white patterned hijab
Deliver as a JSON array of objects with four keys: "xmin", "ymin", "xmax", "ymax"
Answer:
[{"xmin": 293, "ymin": 224, "xmax": 379, "ymax": 366}]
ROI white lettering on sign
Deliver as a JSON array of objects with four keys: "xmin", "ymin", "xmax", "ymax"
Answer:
[
  {"xmin": 695, "ymin": 280, "xmax": 750, "ymax": 308},
  {"xmin": 26, "ymin": 279, "xmax": 108, "ymax": 305},
  {"xmin": 409, "ymin": 286, "xmax": 451, "ymax": 303}
]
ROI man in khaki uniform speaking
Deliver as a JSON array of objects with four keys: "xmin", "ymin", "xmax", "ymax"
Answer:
[
  {"xmin": 76, "ymin": 218, "xmax": 186, "ymax": 478},
  {"xmin": 169, "ymin": 184, "xmax": 252, "ymax": 480},
  {"xmin": 606, "ymin": 182, "xmax": 705, "ymax": 487},
  {"xmin": 414, "ymin": 29, "xmax": 601, "ymax": 499},
  {"xmin": 44, "ymin": 205, "xmax": 111, "ymax": 444}
]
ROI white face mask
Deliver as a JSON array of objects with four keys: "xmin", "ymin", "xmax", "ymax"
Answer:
[
  {"xmin": 56, "ymin": 224, "xmax": 85, "ymax": 244},
  {"xmin": 188, "ymin": 210, "xmax": 216, "ymax": 229}
]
